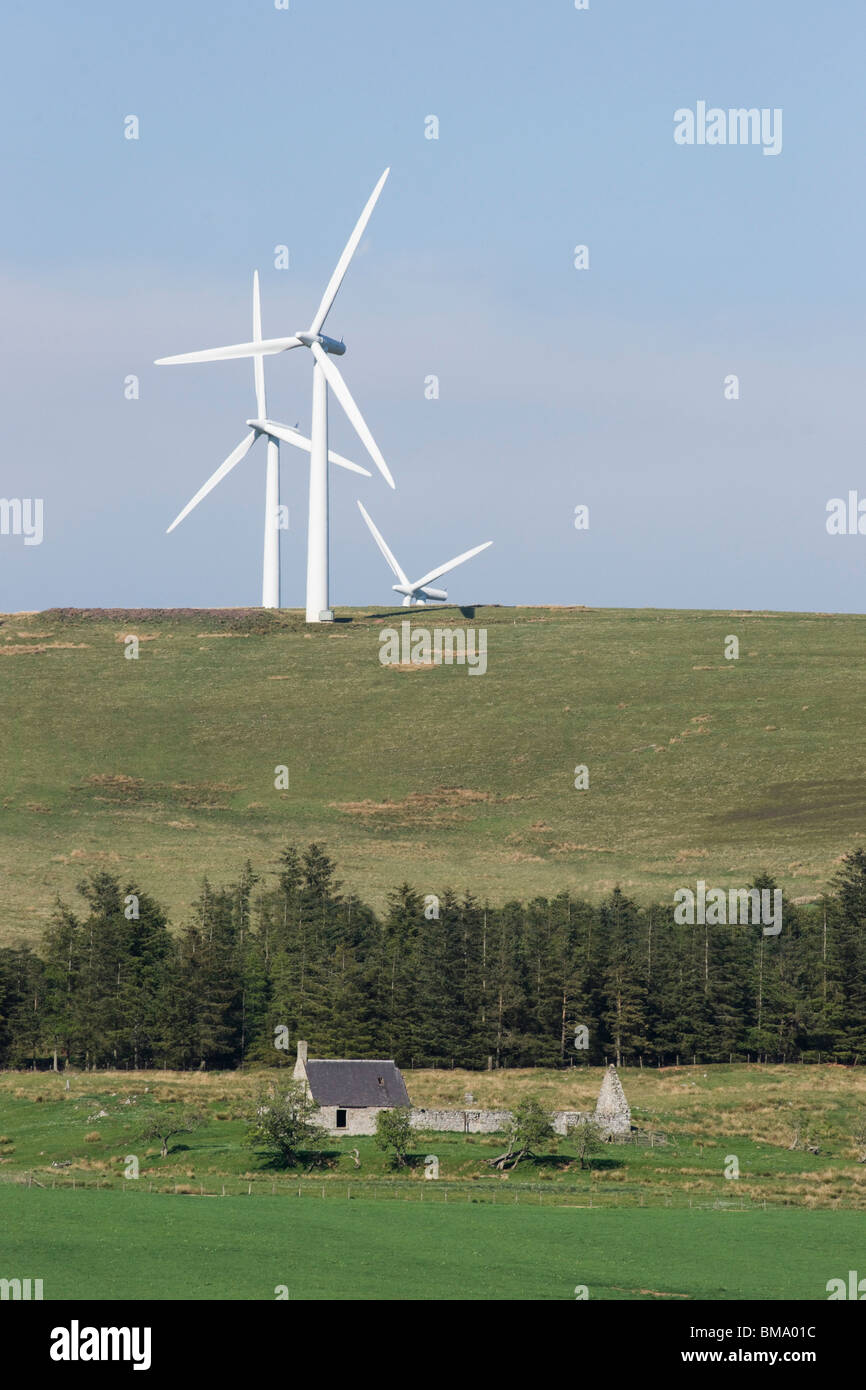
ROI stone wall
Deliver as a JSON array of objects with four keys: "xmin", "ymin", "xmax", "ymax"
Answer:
[
  {"xmin": 409, "ymin": 1107, "xmax": 513, "ymax": 1134},
  {"xmin": 314, "ymin": 1106, "xmax": 604, "ymax": 1137},
  {"xmin": 551, "ymin": 1110, "xmax": 593, "ymax": 1136},
  {"xmin": 411, "ymin": 1108, "xmax": 601, "ymax": 1135}
]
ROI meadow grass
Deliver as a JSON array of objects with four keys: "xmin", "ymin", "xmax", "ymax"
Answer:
[
  {"xmin": 3, "ymin": 605, "xmax": 866, "ymax": 943},
  {"xmin": 0, "ymin": 1187, "xmax": 860, "ymax": 1300},
  {"xmin": 2, "ymin": 1065, "xmax": 865, "ymax": 1210}
]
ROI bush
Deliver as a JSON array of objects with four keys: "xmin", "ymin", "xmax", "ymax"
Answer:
[
  {"xmin": 246, "ymin": 1081, "xmax": 324, "ymax": 1168},
  {"xmin": 374, "ymin": 1108, "xmax": 413, "ymax": 1167}
]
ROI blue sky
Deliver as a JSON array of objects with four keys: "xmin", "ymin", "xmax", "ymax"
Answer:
[{"xmin": 1, "ymin": 0, "xmax": 865, "ymax": 612}]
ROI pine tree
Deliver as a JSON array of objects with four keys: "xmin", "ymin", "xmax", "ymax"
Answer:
[{"xmin": 599, "ymin": 889, "xmax": 647, "ymax": 1065}]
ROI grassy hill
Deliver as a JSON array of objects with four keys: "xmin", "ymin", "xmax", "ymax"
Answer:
[{"xmin": 2, "ymin": 604, "xmax": 866, "ymax": 944}]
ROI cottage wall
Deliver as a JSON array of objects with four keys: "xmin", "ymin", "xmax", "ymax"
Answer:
[{"xmin": 312, "ymin": 1106, "xmax": 381, "ymax": 1136}]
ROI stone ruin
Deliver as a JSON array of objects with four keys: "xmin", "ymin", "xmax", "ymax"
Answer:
[
  {"xmin": 408, "ymin": 1063, "xmax": 632, "ymax": 1138},
  {"xmin": 593, "ymin": 1063, "xmax": 632, "ymax": 1137}
]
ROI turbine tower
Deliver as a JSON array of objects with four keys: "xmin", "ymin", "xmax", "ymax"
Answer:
[
  {"xmin": 156, "ymin": 170, "xmax": 395, "ymax": 621},
  {"xmin": 357, "ymin": 500, "xmax": 492, "ymax": 606}
]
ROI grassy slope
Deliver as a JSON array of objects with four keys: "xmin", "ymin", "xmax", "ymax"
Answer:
[
  {"xmin": 2, "ymin": 1065, "xmax": 866, "ymax": 1210},
  {"xmin": 2, "ymin": 605, "xmax": 866, "ymax": 943},
  {"xmin": 1, "ymin": 1189, "xmax": 858, "ymax": 1299}
]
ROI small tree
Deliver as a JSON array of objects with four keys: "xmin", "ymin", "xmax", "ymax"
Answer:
[
  {"xmin": 788, "ymin": 1120, "xmax": 821, "ymax": 1156},
  {"xmin": 567, "ymin": 1116, "xmax": 603, "ymax": 1171},
  {"xmin": 139, "ymin": 1107, "xmax": 206, "ymax": 1159},
  {"xmin": 374, "ymin": 1107, "xmax": 413, "ymax": 1167},
  {"xmin": 488, "ymin": 1098, "xmax": 556, "ymax": 1172},
  {"xmin": 247, "ymin": 1080, "xmax": 323, "ymax": 1168}
]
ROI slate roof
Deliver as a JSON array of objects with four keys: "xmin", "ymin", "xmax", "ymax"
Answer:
[{"xmin": 304, "ymin": 1060, "xmax": 410, "ymax": 1108}]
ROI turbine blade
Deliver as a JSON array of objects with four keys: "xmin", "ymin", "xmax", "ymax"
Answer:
[
  {"xmin": 155, "ymin": 336, "xmax": 302, "ymax": 366},
  {"xmin": 252, "ymin": 271, "xmax": 266, "ymax": 420},
  {"xmin": 310, "ymin": 342, "xmax": 395, "ymax": 488},
  {"xmin": 411, "ymin": 541, "xmax": 493, "ymax": 592},
  {"xmin": 308, "ymin": 168, "xmax": 390, "ymax": 337},
  {"xmin": 246, "ymin": 419, "xmax": 372, "ymax": 476},
  {"xmin": 166, "ymin": 432, "xmax": 257, "ymax": 533},
  {"xmin": 357, "ymin": 500, "xmax": 410, "ymax": 586},
  {"xmin": 328, "ymin": 449, "xmax": 372, "ymax": 477}
]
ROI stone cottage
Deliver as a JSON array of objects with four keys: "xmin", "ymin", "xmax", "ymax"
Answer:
[
  {"xmin": 293, "ymin": 1041, "xmax": 632, "ymax": 1140},
  {"xmin": 293, "ymin": 1040, "xmax": 411, "ymax": 1136}
]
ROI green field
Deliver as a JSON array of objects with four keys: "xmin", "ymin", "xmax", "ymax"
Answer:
[
  {"xmin": 2, "ymin": 1065, "xmax": 864, "ymax": 1300},
  {"xmin": 3, "ymin": 604, "xmax": 866, "ymax": 944},
  {"xmin": 1, "ymin": 1188, "xmax": 860, "ymax": 1300}
]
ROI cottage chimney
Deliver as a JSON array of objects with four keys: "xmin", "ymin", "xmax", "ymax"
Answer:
[{"xmin": 293, "ymin": 1039, "xmax": 309, "ymax": 1086}]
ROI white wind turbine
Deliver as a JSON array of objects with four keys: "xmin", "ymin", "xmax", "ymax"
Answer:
[
  {"xmin": 357, "ymin": 500, "xmax": 492, "ymax": 607},
  {"xmin": 156, "ymin": 169, "xmax": 395, "ymax": 621},
  {"xmin": 161, "ymin": 271, "xmax": 371, "ymax": 608}
]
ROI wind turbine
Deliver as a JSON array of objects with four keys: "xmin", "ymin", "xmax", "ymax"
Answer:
[
  {"xmin": 162, "ymin": 272, "xmax": 371, "ymax": 608},
  {"xmin": 155, "ymin": 169, "xmax": 395, "ymax": 621},
  {"xmin": 357, "ymin": 500, "xmax": 492, "ymax": 607}
]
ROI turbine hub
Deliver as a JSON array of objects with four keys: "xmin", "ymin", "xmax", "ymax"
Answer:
[{"xmin": 296, "ymin": 330, "xmax": 346, "ymax": 355}]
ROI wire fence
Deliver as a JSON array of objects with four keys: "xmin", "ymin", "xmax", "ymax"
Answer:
[{"xmin": 0, "ymin": 1169, "xmax": 811, "ymax": 1210}]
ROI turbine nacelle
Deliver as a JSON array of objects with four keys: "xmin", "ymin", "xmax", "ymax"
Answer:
[
  {"xmin": 296, "ymin": 331, "xmax": 346, "ymax": 355},
  {"xmin": 245, "ymin": 420, "xmax": 370, "ymax": 476},
  {"xmin": 393, "ymin": 583, "xmax": 448, "ymax": 604}
]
